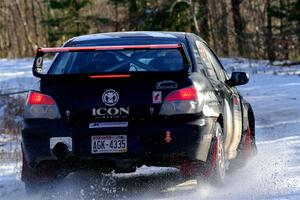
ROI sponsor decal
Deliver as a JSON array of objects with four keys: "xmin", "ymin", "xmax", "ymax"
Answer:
[
  {"xmin": 196, "ymin": 41, "xmax": 207, "ymax": 58},
  {"xmin": 203, "ymin": 91, "xmax": 218, "ymax": 101},
  {"xmin": 35, "ymin": 56, "xmax": 43, "ymax": 73},
  {"xmin": 203, "ymin": 91, "xmax": 219, "ymax": 106},
  {"xmin": 156, "ymin": 80, "xmax": 177, "ymax": 89},
  {"xmin": 92, "ymin": 107, "xmax": 129, "ymax": 119},
  {"xmin": 102, "ymin": 89, "xmax": 119, "ymax": 106},
  {"xmin": 152, "ymin": 91, "xmax": 162, "ymax": 104},
  {"xmin": 165, "ymin": 131, "xmax": 172, "ymax": 143},
  {"xmin": 89, "ymin": 122, "xmax": 128, "ymax": 128},
  {"xmin": 233, "ymin": 96, "xmax": 242, "ymax": 112},
  {"xmin": 233, "ymin": 96, "xmax": 239, "ymax": 105}
]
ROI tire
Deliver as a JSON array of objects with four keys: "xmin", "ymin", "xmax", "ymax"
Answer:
[
  {"xmin": 21, "ymin": 148, "xmax": 62, "ymax": 194},
  {"xmin": 198, "ymin": 122, "xmax": 225, "ymax": 186},
  {"xmin": 228, "ymin": 124, "xmax": 257, "ymax": 172},
  {"xmin": 241, "ymin": 127, "xmax": 257, "ymax": 159}
]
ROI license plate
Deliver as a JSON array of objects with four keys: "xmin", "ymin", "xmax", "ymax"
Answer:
[{"xmin": 91, "ymin": 135, "xmax": 127, "ymax": 154}]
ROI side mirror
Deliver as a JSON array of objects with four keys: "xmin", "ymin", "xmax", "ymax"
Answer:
[{"xmin": 226, "ymin": 72, "xmax": 249, "ymax": 87}]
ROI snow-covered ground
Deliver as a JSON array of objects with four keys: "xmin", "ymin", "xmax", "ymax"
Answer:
[{"xmin": 0, "ymin": 58, "xmax": 300, "ymax": 199}]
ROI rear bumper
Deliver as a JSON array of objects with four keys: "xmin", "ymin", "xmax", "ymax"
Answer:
[{"xmin": 22, "ymin": 117, "xmax": 215, "ymax": 168}]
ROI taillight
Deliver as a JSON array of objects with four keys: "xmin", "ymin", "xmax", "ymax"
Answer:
[
  {"xmin": 159, "ymin": 86, "xmax": 204, "ymax": 116},
  {"xmin": 28, "ymin": 91, "xmax": 56, "ymax": 105},
  {"xmin": 24, "ymin": 91, "xmax": 61, "ymax": 119},
  {"xmin": 165, "ymin": 87, "xmax": 198, "ymax": 101}
]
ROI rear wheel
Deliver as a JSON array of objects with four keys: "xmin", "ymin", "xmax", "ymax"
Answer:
[
  {"xmin": 204, "ymin": 122, "xmax": 225, "ymax": 185},
  {"xmin": 21, "ymin": 149, "xmax": 63, "ymax": 194},
  {"xmin": 241, "ymin": 127, "xmax": 257, "ymax": 160},
  {"xmin": 229, "ymin": 123, "xmax": 257, "ymax": 171},
  {"xmin": 180, "ymin": 122, "xmax": 226, "ymax": 185}
]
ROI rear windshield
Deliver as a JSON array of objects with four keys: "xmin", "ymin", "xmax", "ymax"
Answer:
[{"xmin": 48, "ymin": 49, "xmax": 184, "ymax": 74}]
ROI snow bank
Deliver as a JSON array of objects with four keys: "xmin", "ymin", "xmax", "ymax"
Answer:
[{"xmin": 221, "ymin": 57, "xmax": 300, "ymax": 76}]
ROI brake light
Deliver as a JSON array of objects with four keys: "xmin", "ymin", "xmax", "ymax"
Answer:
[
  {"xmin": 159, "ymin": 86, "xmax": 204, "ymax": 116},
  {"xmin": 89, "ymin": 74, "xmax": 131, "ymax": 79},
  {"xmin": 28, "ymin": 91, "xmax": 56, "ymax": 105},
  {"xmin": 165, "ymin": 87, "xmax": 198, "ymax": 101},
  {"xmin": 25, "ymin": 91, "xmax": 61, "ymax": 119}
]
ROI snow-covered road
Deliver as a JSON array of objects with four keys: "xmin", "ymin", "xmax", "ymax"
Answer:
[{"xmin": 0, "ymin": 58, "xmax": 300, "ymax": 199}]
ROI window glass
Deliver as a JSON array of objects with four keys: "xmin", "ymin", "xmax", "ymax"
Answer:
[
  {"xmin": 195, "ymin": 41, "xmax": 218, "ymax": 80},
  {"xmin": 204, "ymin": 47, "xmax": 227, "ymax": 81},
  {"xmin": 189, "ymin": 40, "xmax": 206, "ymax": 71},
  {"xmin": 48, "ymin": 49, "xmax": 185, "ymax": 74}
]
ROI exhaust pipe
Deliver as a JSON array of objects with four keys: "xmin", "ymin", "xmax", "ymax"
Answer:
[{"xmin": 52, "ymin": 142, "xmax": 70, "ymax": 160}]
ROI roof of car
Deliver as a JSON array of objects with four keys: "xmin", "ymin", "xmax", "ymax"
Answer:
[{"xmin": 70, "ymin": 31, "xmax": 188, "ymax": 43}]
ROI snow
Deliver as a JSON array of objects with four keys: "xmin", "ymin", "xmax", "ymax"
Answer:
[
  {"xmin": 221, "ymin": 57, "xmax": 300, "ymax": 76},
  {"xmin": 0, "ymin": 57, "xmax": 300, "ymax": 199}
]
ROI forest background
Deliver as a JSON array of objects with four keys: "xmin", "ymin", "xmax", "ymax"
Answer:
[{"xmin": 0, "ymin": 0, "xmax": 299, "ymax": 63}]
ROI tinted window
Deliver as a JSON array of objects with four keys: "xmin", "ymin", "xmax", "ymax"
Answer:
[
  {"xmin": 203, "ymin": 46, "xmax": 227, "ymax": 81},
  {"xmin": 48, "ymin": 49, "xmax": 184, "ymax": 74},
  {"xmin": 195, "ymin": 41, "xmax": 218, "ymax": 80},
  {"xmin": 189, "ymin": 39, "xmax": 206, "ymax": 71}
]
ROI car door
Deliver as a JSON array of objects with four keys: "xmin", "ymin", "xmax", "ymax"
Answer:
[{"xmin": 194, "ymin": 39, "xmax": 243, "ymax": 159}]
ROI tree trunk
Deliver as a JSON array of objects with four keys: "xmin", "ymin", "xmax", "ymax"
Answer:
[
  {"xmin": 30, "ymin": 0, "xmax": 39, "ymax": 47},
  {"xmin": 129, "ymin": 0, "xmax": 138, "ymax": 30},
  {"xmin": 114, "ymin": 2, "xmax": 119, "ymax": 31},
  {"xmin": 198, "ymin": 0, "xmax": 209, "ymax": 42},
  {"xmin": 231, "ymin": 0, "xmax": 245, "ymax": 56},
  {"xmin": 219, "ymin": 0, "xmax": 229, "ymax": 56},
  {"xmin": 296, "ymin": 0, "xmax": 300, "ymax": 47},
  {"xmin": 280, "ymin": 0, "xmax": 289, "ymax": 60},
  {"xmin": 191, "ymin": 0, "xmax": 200, "ymax": 35},
  {"xmin": 14, "ymin": 0, "xmax": 35, "ymax": 55},
  {"xmin": 8, "ymin": 5, "xmax": 22, "ymax": 57},
  {"xmin": 265, "ymin": 0, "xmax": 275, "ymax": 62}
]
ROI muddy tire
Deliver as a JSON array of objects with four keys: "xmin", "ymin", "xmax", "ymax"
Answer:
[
  {"xmin": 21, "ymin": 148, "xmax": 62, "ymax": 194},
  {"xmin": 228, "ymin": 125, "xmax": 257, "ymax": 172},
  {"xmin": 197, "ymin": 122, "xmax": 225, "ymax": 186}
]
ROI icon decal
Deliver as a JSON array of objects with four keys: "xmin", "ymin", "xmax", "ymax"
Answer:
[{"xmin": 102, "ymin": 89, "xmax": 119, "ymax": 106}]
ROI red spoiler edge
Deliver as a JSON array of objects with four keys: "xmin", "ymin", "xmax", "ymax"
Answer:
[{"xmin": 38, "ymin": 44, "xmax": 182, "ymax": 53}]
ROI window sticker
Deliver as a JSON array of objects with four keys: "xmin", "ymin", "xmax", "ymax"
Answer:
[{"xmin": 153, "ymin": 91, "xmax": 162, "ymax": 104}]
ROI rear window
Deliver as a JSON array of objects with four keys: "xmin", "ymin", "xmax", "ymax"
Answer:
[{"xmin": 48, "ymin": 49, "xmax": 184, "ymax": 74}]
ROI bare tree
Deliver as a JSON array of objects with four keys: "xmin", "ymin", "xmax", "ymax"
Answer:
[
  {"xmin": 0, "ymin": 0, "xmax": 299, "ymax": 61},
  {"xmin": 14, "ymin": 0, "xmax": 35, "ymax": 55},
  {"xmin": 265, "ymin": 0, "xmax": 275, "ymax": 62},
  {"xmin": 231, "ymin": 0, "xmax": 245, "ymax": 56},
  {"xmin": 198, "ymin": 0, "xmax": 210, "ymax": 42}
]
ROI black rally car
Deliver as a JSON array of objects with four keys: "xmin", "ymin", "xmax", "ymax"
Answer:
[{"xmin": 22, "ymin": 32, "xmax": 256, "ymax": 189}]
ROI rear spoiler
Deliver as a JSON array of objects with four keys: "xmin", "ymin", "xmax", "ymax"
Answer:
[{"xmin": 33, "ymin": 43, "xmax": 192, "ymax": 78}]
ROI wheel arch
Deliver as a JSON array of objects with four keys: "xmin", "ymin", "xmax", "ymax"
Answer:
[
  {"xmin": 242, "ymin": 103, "xmax": 255, "ymax": 137},
  {"xmin": 217, "ymin": 114, "xmax": 224, "ymax": 135},
  {"xmin": 247, "ymin": 107, "xmax": 255, "ymax": 137}
]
